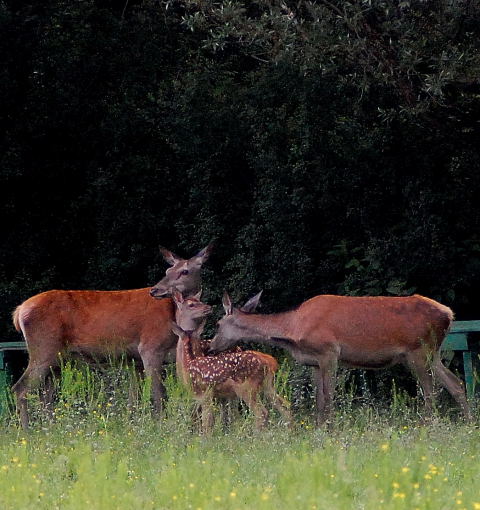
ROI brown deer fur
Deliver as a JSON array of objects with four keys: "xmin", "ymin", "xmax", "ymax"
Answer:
[
  {"xmin": 209, "ymin": 292, "xmax": 470, "ymax": 425},
  {"xmin": 172, "ymin": 292, "xmax": 290, "ymax": 432},
  {"xmin": 11, "ymin": 243, "xmax": 213, "ymax": 428}
]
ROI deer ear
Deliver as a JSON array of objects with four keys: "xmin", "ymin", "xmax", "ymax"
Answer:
[
  {"xmin": 192, "ymin": 242, "xmax": 214, "ymax": 266},
  {"xmin": 240, "ymin": 291, "xmax": 263, "ymax": 313},
  {"xmin": 222, "ymin": 291, "xmax": 233, "ymax": 315},
  {"xmin": 159, "ymin": 246, "xmax": 181, "ymax": 266},
  {"xmin": 172, "ymin": 288, "xmax": 184, "ymax": 305},
  {"xmin": 193, "ymin": 288, "xmax": 203, "ymax": 301},
  {"xmin": 171, "ymin": 321, "xmax": 185, "ymax": 338}
]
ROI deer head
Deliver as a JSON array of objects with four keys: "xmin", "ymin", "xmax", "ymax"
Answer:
[
  {"xmin": 172, "ymin": 288, "xmax": 212, "ymax": 331},
  {"xmin": 150, "ymin": 242, "xmax": 214, "ymax": 298},
  {"xmin": 209, "ymin": 291, "xmax": 263, "ymax": 352}
]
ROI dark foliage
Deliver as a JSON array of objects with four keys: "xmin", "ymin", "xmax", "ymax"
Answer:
[{"xmin": 1, "ymin": 0, "xmax": 480, "ymax": 352}]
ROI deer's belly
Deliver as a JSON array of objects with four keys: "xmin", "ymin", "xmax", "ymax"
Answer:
[{"xmin": 339, "ymin": 347, "xmax": 406, "ymax": 369}]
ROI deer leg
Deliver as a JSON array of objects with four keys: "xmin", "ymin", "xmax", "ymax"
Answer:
[
  {"xmin": 313, "ymin": 351, "xmax": 338, "ymax": 427},
  {"xmin": 405, "ymin": 350, "xmax": 435, "ymax": 416},
  {"xmin": 432, "ymin": 357, "xmax": 471, "ymax": 420},
  {"xmin": 138, "ymin": 346, "xmax": 167, "ymax": 416},
  {"xmin": 263, "ymin": 372, "xmax": 292, "ymax": 425},
  {"xmin": 200, "ymin": 391, "xmax": 214, "ymax": 435},
  {"xmin": 39, "ymin": 367, "xmax": 60, "ymax": 419},
  {"xmin": 236, "ymin": 384, "xmax": 268, "ymax": 430},
  {"xmin": 12, "ymin": 362, "xmax": 54, "ymax": 429},
  {"xmin": 218, "ymin": 398, "xmax": 230, "ymax": 431},
  {"xmin": 313, "ymin": 366, "xmax": 325, "ymax": 425}
]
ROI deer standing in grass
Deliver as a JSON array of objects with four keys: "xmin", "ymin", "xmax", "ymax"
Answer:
[
  {"xmin": 209, "ymin": 292, "xmax": 471, "ymax": 425},
  {"xmin": 172, "ymin": 290, "xmax": 291, "ymax": 433},
  {"xmin": 12, "ymin": 243, "xmax": 213, "ymax": 428}
]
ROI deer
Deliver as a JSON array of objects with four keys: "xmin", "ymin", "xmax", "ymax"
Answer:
[
  {"xmin": 209, "ymin": 291, "xmax": 471, "ymax": 425},
  {"xmin": 171, "ymin": 290, "xmax": 291, "ymax": 433},
  {"xmin": 11, "ymin": 243, "xmax": 213, "ymax": 429}
]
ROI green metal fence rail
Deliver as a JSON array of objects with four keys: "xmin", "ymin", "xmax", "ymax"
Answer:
[
  {"xmin": 442, "ymin": 320, "xmax": 480, "ymax": 399},
  {"xmin": 0, "ymin": 321, "xmax": 478, "ymax": 411},
  {"xmin": 0, "ymin": 341, "xmax": 29, "ymax": 413}
]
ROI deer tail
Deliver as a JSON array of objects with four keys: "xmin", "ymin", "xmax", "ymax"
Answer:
[{"xmin": 12, "ymin": 306, "xmax": 22, "ymax": 332}]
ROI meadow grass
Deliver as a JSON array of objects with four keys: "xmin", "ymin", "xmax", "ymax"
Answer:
[{"xmin": 0, "ymin": 361, "xmax": 479, "ymax": 510}]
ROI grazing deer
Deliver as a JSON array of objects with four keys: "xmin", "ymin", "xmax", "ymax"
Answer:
[
  {"xmin": 12, "ymin": 243, "xmax": 213, "ymax": 428},
  {"xmin": 171, "ymin": 292, "xmax": 290, "ymax": 432},
  {"xmin": 209, "ymin": 292, "xmax": 471, "ymax": 425}
]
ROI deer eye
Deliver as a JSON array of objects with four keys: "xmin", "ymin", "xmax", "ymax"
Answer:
[
  {"xmin": 181, "ymin": 269, "xmax": 189, "ymax": 276},
  {"xmin": 188, "ymin": 303, "xmax": 194, "ymax": 308}
]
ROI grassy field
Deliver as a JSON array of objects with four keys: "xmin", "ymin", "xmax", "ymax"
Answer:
[{"xmin": 0, "ymin": 362, "xmax": 479, "ymax": 510}]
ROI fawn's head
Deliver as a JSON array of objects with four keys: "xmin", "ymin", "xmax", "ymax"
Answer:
[
  {"xmin": 172, "ymin": 288, "xmax": 212, "ymax": 331},
  {"xmin": 150, "ymin": 242, "xmax": 214, "ymax": 298}
]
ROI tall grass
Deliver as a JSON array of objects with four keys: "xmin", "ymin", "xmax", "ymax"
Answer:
[{"xmin": 0, "ymin": 360, "xmax": 479, "ymax": 510}]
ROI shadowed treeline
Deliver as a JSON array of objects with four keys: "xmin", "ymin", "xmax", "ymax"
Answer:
[{"xmin": 1, "ymin": 0, "xmax": 480, "ymax": 343}]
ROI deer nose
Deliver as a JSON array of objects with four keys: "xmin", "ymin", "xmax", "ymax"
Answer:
[{"xmin": 150, "ymin": 288, "xmax": 161, "ymax": 297}]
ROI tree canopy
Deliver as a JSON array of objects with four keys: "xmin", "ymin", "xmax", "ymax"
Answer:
[{"xmin": 1, "ymin": 0, "xmax": 480, "ymax": 341}]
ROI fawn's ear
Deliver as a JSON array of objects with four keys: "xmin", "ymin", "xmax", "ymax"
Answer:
[
  {"xmin": 159, "ymin": 246, "xmax": 182, "ymax": 266},
  {"xmin": 193, "ymin": 288, "xmax": 203, "ymax": 301},
  {"xmin": 171, "ymin": 321, "xmax": 185, "ymax": 338},
  {"xmin": 240, "ymin": 291, "xmax": 263, "ymax": 313},
  {"xmin": 172, "ymin": 288, "xmax": 184, "ymax": 305},
  {"xmin": 222, "ymin": 291, "xmax": 233, "ymax": 315}
]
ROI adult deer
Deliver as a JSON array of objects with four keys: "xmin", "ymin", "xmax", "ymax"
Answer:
[
  {"xmin": 12, "ymin": 243, "xmax": 213, "ymax": 428},
  {"xmin": 209, "ymin": 292, "xmax": 471, "ymax": 425},
  {"xmin": 172, "ymin": 291, "xmax": 290, "ymax": 432}
]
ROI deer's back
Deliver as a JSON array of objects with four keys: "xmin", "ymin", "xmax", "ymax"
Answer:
[
  {"xmin": 296, "ymin": 294, "xmax": 452, "ymax": 353},
  {"xmin": 14, "ymin": 289, "xmax": 175, "ymax": 353}
]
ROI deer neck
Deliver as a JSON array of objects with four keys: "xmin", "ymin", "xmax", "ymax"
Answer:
[
  {"xmin": 176, "ymin": 336, "xmax": 194, "ymax": 383},
  {"xmin": 189, "ymin": 334, "xmax": 205, "ymax": 358},
  {"xmin": 236, "ymin": 310, "xmax": 296, "ymax": 343},
  {"xmin": 175, "ymin": 312, "xmax": 203, "ymax": 332}
]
